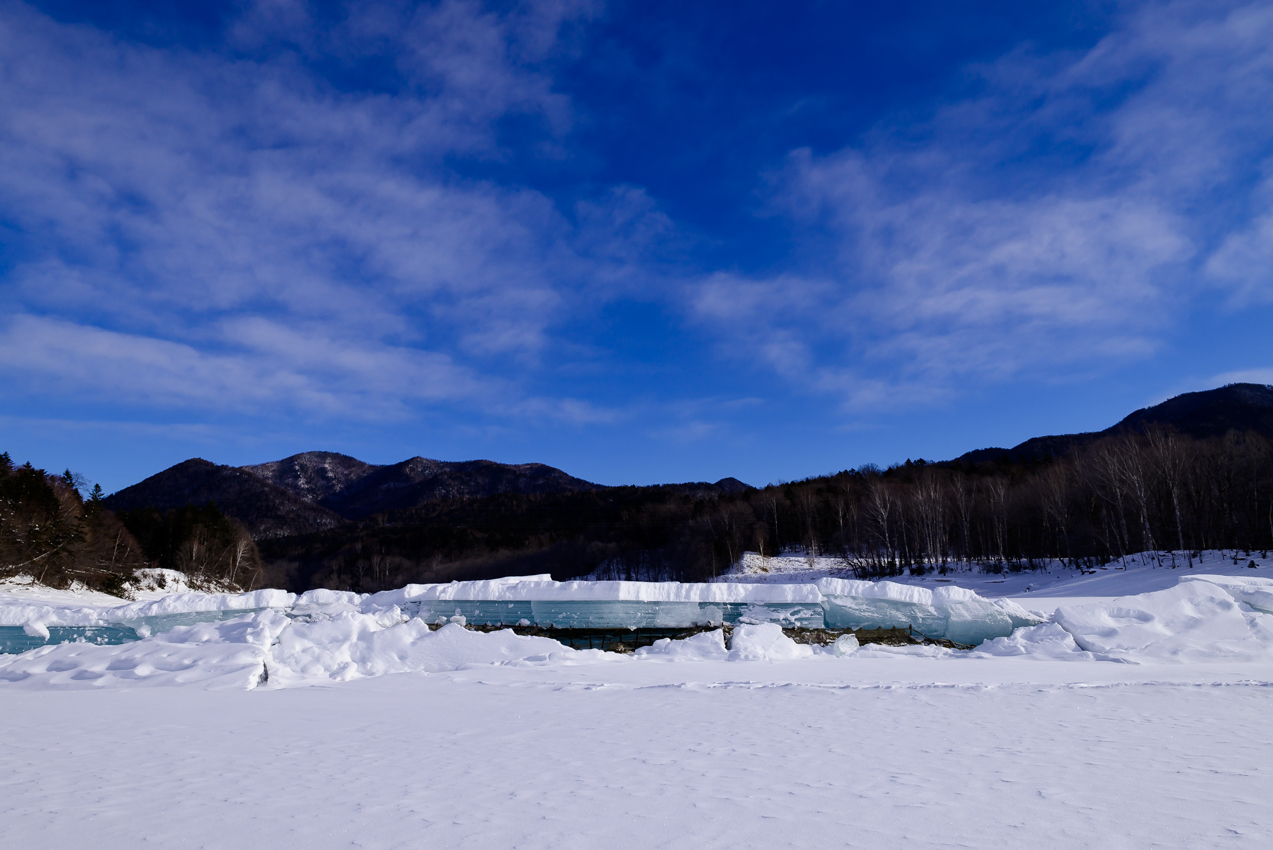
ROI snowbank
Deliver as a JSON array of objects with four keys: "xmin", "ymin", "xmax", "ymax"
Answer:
[
  {"xmin": 0, "ymin": 602, "xmax": 109, "ymax": 631},
  {"xmin": 369, "ymin": 577, "xmax": 823, "ymax": 604},
  {"xmin": 0, "ymin": 588, "xmax": 294, "ymax": 631},
  {"xmin": 9, "ymin": 569, "xmax": 1273, "ymax": 688},
  {"xmin": 370, "ymin": 577, "xmax": 824, "ymax": 630},
  {"xmin": 1179, "ymin": 574, "xmax": 1273, "ymax": 614},
  {"xmin": 361, "ymin": 575, "xmax": 1041, "ymax": 638},
  {"xmin": 113, "ymin": 589, "xmax": 295, "ymax": 619},
  {"xmin": 634, "ymin": 630, "xmax": 730, "ymax": 662},
  {"xmin": 0, "ymin": 609, "xmax": 609, "ymax": 690},
  {"xmin": 1, "ymin": 573, "xmax": 1043, "ymax": 647},
  {"xmin": 268, "ymin": 618, "xmax": 603, "ymax": 686},
  {"xmin": 0, "ymin": 611, "xmax": 290, "ymax": 689},
  {"xmin": 1053, "ymin": 580, "xmax": 1273, "ymax": 662},
  {"xmin": 815, "ymin": 578, "xmax": 1041, "ymax": 644},
  {"xmin": 727, "ymin": 623, "xmax": 814, "ymax": 661},
  {"xmin": 974, "ymin": 622, "xmax": 1097, "ymax": 661}
]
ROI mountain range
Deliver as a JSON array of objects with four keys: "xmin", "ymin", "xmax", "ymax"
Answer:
[
  {"xmin": 101, "ymin": 459, "xmax": 347, "ymax": 539},
  {"xmin": 106, "ymin": 453, "xmax": 592, "ymax": 538},
  {"xmin": 105, "ymin": 451, "xmax": 748, "ymax": 539},
  {"xmin": 104, "ymin": 383, "xmax": 1273, "ymax": 540}
]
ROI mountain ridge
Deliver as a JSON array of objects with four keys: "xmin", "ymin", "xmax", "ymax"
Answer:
[
  {"xmin": 241, "ymin": 451, "xmax": 380, "ymax": 503},
  {"xmin": 310, "ymin": 455, "xmax": 599, "ymax": 521},
  {"xmin": 106, "ymin": 452, "xmax": 610, "ymax": 536},
  {"xmin": 102, "ymin": 459, "xmax": 348, "ymax": 539},
  {"xmin": 955, "ymin": 383, "xmax": 1273, "ymax": 464},
  {"xmin": 103, "ymin": 383, "xmax": 1273, "ymax": 547}
]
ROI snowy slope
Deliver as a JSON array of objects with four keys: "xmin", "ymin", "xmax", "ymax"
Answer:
[{"xmin": 722, "ymin": 549, "xmax": 1273, "ymax": 611}]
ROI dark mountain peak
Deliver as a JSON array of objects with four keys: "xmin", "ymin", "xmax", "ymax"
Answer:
[
  {"xmin": 317, "ymin": 456, "xmax": 598, "ymax": 520},
  {"xmin": 396, "ymin": 456, "xmax": 444, "ymax": 476},
  {"xmin": 954, "ymin": 446, "xmax": 1012, "ymax": 465},
  {"xmin": 955, "ymin": 383, "xmax": 1273, "ymax": 464},
  {"xmin": 166, "ymin": 457, "xmax": 219, "ymax": 474},
  {"xmin": 117, "ymin": 451, "xmax": 602, "ymax": 531},
  {"xmin": 104, "ymin": 458, "xmax": 346, "ymax": 539},
  {"xmin": 242, "ymin": 451, "xmax": 381, "ymax": 502},
  {"xmin": 713, "ymin": 477, "xmax": 752, "ymax": 493},
  {"xmin": 1115, "ymin": 383, "xmax": 1273, "ymax": 438},
  {"xmin": 105, "ymin": 457, "xmax": 218, "ymax": 502},
  {"xmin": 655, "ymin": 478, "xmax": 754, "ymax": 498}
]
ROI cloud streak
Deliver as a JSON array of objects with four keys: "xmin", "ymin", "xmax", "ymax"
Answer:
[
  {"xmin": 689, "ymin": 0, "xmax": 1273, "ymax": 409},
  {"xmin": 2, "ymin": 0, "xmax": 1270, "ymax": 453},
  {"xmin": 0, "ymin": 0, "xmax": 627, "ymax": 422}
]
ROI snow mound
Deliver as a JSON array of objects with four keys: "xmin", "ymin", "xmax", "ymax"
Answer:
[
  {"xmin": 296, "ymin": 589, "xmax": 367, "ymax": 607},
  {"xmin": 0, "ymin": 610, "xmax": 290, "ymax": 689},
  {"xmin": 727, "ymin": 623, "xmax": 814, "ymax": 661},
  {"xmin": 1053, "ymin": 580, "xmax": 1273, "ymax": 662},
  {"xmin": 1180, "ymin": 574, "xmax": 1273, "ymax": 614},
  {"xmin": 127, "ymin": 568, "xmax": 201, "ymax": 596},
  {"xmin": 634, "ymin": 630, "xmax": 729, "ymax": 662},
  {"xmin": 975, "ymin": 622, "xmax": 1096, "ymax": 661},
  {"xmin": 112, "ymin": 589, "xmax": 295, "ymax": 620},
  {"xmin": 268, "ymin": 617, "xmax": 599, "ymax": 685}
]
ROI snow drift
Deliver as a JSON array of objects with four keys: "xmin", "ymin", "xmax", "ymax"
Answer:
[
  {"xmin": 6, "ymin": 572, "xmax": 1273, "ymax": 689},
  {"xmin": 1, "ymin": 576, "xmax": 1040, "ymax": 647},
  {"xmin": 1053, "ymin": 577, "xmax": 1273, "ymax": 662}
]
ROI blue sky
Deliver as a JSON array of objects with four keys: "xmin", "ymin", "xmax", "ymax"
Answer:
[{"xmin": 2, "ymin": 0, "xmax": 1272, "ymax": 493}]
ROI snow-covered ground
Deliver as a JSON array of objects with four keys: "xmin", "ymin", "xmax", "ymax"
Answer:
[
  {"xmin": 726, "ymin": 548, "xmax": 1273, "ymax": 611},
  {"xmin": 0, "ymin": 567, "xmax": 234, "ymax": 607},
  {"xmin": 6, "ymin": 656, "xmax": 1271, "ymax": 848},
  {"xmin": 4, "ymin": 553, "xmax": 1273, "ymax": 848}
]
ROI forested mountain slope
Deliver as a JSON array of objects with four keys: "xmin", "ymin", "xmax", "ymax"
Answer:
[
  {"xmin": 958, "ymin": 383, "xmax": 1273, "ymax": 463},
  {"xmin": 104, "ymin": 459, "xmax": 346, "ymax": 539},
  {"xmin": 240, "ymin": 452, "xmax": 380, "ymax": 503},
  {"xmin": 311, "ymin": 456, "xmax": 598, "ymax": 521}
]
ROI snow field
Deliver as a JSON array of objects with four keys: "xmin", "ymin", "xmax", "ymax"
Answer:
[{"xmin": 3, "ymin": 667, "xmax": 1271, "ymax": 849}]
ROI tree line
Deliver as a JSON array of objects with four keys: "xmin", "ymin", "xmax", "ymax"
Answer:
[
  {"xmin": 258, "ymin": 428, "xmax": 1273, "ymax": 592},
  {"xmin": 0, "ymin": 452, "xmax": 262, "ymax": 594},
  {"xmin": 115, "ymin": 504, "xmax": 263, "ymax": 589},
  {"xmin": 713, "ymin": 427, "xmax": 1273, "ymax": 579}
]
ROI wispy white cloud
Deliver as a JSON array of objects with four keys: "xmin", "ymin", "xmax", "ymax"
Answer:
[
  {"xmin": 0, "ymin": 312, "xmax": 623, "ymax": 427},
  {"xmin": 0, "ymin": 314, "xmax": 486, "ymax": 419},
  {"xmin": 0, "ymin": 0, "xmax": 627, "ymax": 421},
  {"xmin": 689, "ymin": 0, "xmax": 1273, "ymax": 410},
  {"xmin": 1205, "ymin": 175, "xmax": 1273, "ymax": 304},
  {"xmin": 4, "ymin": 0, "xmax": 1270, "ymax": 437}
]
